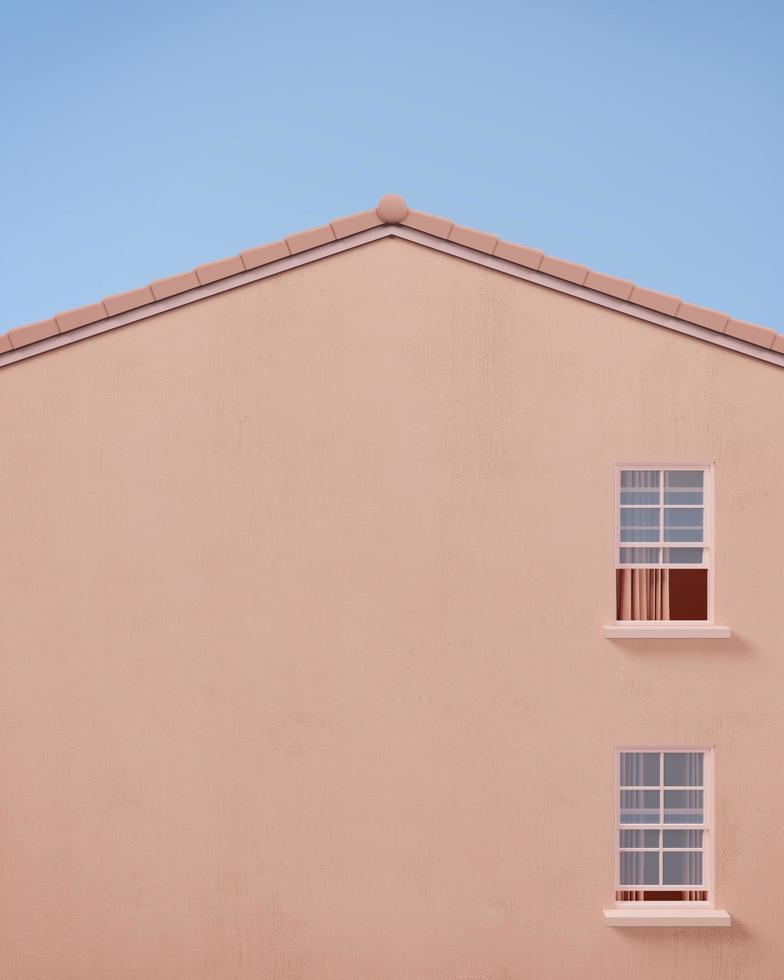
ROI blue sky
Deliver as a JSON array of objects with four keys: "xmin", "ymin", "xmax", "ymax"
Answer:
[{"xmin": 1, "ymin": 0, "xmax": 782, "ymax": 330}]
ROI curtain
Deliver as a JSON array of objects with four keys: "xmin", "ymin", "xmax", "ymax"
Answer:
[{"xmin": 618, "ymin": 568, "xmax": 670, "ymax": 620}]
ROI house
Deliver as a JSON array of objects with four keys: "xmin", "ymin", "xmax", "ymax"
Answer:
[{"xmin": 1, "ymin": 194, "xmax": 782, "ymax": 979}]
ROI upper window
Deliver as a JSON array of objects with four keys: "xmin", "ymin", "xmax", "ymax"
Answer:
[
  {"xmin": 616, "ymin": 749, "xmax": 713, "ymax": 905},
  {"xmin": 615, "ymin": 466, "xmax": 712, "ymax": 622}
]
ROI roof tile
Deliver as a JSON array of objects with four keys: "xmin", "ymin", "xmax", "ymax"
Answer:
[
  {"xmin": 1, "ymin": 195, "xmax": 781, "ymax": 365},
  {"xmin": 492, "ymin": 240, "xmax": 543, "ymax": 270},
  {"xmin": 448, "ymin": 225, "xmax": 497, "ymax": 254},
  {"xmin": 240, "ymin": 240, "xmax": 291, "ymax": 270},
  {"xmin": 539, "ymin": 256, "xmax": 589, "ymax": 285},
  {"xmin": 195, "ymin": 256, "xmax": 245, "ymax": 286},
  {"xmin": 629, "ymin": 286, "xmax": 680, "ymax": 317},
  {"xmin": 675, "ymin": 302, "xmax": 729, "ymax": 333},
  {"xmin": 771, "ymin": 333, "xmax": 784, "ymax": 355},
  {"xmin": 56, "ymin": 302, "xmax": 108, "ymax": 334},
  {"xmin": 584, "ymin": 270, "xmax": 634, "ymax": 301},
  {"xmin": 103, "ymin": 286, "xmax": 155, "ymax": 317},
  {"xmin": 286, "ymin": 225, "xmax": 336, "ymax": 255},
  {"xmin": 400, "ymin": 210, "xmax": 454, "ymax": 238},
  {"xmin": 150, "ymin": 271, "xmax": 200, "ymax": 301},
  {"xmin": 9, "ymin": 318, "xmax": 59, "ymax": 348},
  {"xmin": 725, "ymin": 318, "xmax": 776, "ymax": 349},
  {"xmin": 331, "ymin": 210, "xmax": 383, "ymax": 239}
]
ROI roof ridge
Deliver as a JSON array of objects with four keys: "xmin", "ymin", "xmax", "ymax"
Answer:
[{"xmin": 1, "ymin": 194, "xmax": 781, "ymax": 358}]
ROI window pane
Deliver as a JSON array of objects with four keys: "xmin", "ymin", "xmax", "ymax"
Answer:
[
  {"xmin": 662, "ymin": 830, "xmax": 703, "ymax": 848},
  {"xmin": 620, "ymin": 752, "xmax": 660, "ymax": 786},
  {"xmin": 664, "ymin": 491, "xmax": 704, "ymax": 505},
  {"xmin": 621, "ymin": 491, "xmax": 661, "ymax": 505},
  {"xmin": 663, "ymin": 790, "xmax": 703, "ymax": 823},
  {"xmin": 664, "ymin": 753, "xmax": 704, "ymax": 787},
  {"xmin": 663, "ymin": 851, "xmax": 702, "ymax": 886},
  {"xmin": 665, "ymin": 470, "xmax": 704, "ymax": 488},
  {"xmin": 622, "ymin": 508, "xmax": 660, "ymax": 527},
  {"xmin": 664, "ymin": 508, "xmax": 703, "ymax": 527},
  {"xmin": 620, "ymin": 851, "xmax": 660, "ymax": 886},
  {"xmin": 621, "ymin": 508, "xmax": 660, "ymax": 542},
  {"xmin": 621, "ymin": 790, "xmax": 660, "ymax": 823},
  {"xmin": 664, "ymin": 508, "xmax": 703, "ymax": 542},
  {"xmin": 619, "ymin": 547, "xmax": 660, "ymax": 564},
  {"xmin": 621, "ymin": 528, "xmax": 661, "ymax": 542},
  {"xmin": 620, "ymin": 829, "xmax": 660, "ymax": 847},
  {"xmin": 621, "ymin": 470, "xmax": 660, "ymax": 489},
  {"xmin": 664, "ymin": 529, "xmax": 703, "ymax": 542},
  {"xmin": 663, "ymin": 548, "xmax": 703, "ymax": 564}
]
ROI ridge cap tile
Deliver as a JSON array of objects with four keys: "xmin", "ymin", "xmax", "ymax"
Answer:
[
  {"xmin": 331, "ymin": 210, "xmax": 383, "ymax": 239},
  {"xmin": 400, "ymin": 210, "xmax": 454, "ymax": 238},
  {"xmin": 195, "ymin": 255, "xmax": 245, "ymax": 286},
  {"xmin": 771, "ymin": 333, "xmax": 784, "ymax": 355},
  {"xmin": 150, "ymin": 271, "xmax": 200, "ymax": 301},
  {"xmin": 55, "ymin": 302, "xmax": 108, "ymax": 334},
  {"xmin": 676, "ymin": 302, "xmax": 729, "ymax": 333},
  {"xmin": 629, "ymin": 285, "xmax": 681, "ymax": 317},
  {"xmin": 286, "ymin": 224, "xmax": 336, "ymax": 255},
  {"xmin": 103, "ymin": 286, "xmax": 155, "ymax": 318},
  {"xmin": 725, "ymin": 317, "xmax": 776, "ymax": 349},
  {"xmin": 9, "ymin": 318, "xmax": 60, "ymax": 348},
  {"xmin": 584, "ymin": 270, "xmax": 634, "ymax": 301},
  {"xmin": 448, "ymin": 224, "xmax": 498, "ymax": 254},
  {"xmin": 492, "ymin": 240, "xmax": 544, "ymax": 270},
  {"xmin": 539, "ymin": 255, "xmax": 589, "ymax": 285},
  {"xmin": 240, "ymin": 240, "xmax": 291, "ymax": 270}
]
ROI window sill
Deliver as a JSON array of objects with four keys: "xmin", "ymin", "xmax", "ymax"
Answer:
[
  {"xmin": 603, "ymin": 908, "xmax": 731, "ymax": 927},
  {"xmin": 603, "ymin": 624, "xmax": 731, "ymax": 639}
]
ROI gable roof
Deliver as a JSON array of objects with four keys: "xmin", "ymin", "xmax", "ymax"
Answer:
[{"xmin": 2, "ymin": 194, "xmax": 782, "ymax": 371}]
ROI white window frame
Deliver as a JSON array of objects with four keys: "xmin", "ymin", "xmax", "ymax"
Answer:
[
  {"xmin": 613, "ymin": 463, "xmax": 715, "ymax": 624},
  {"xmin": 613, "ymin": 747, "xmax": 715, "ymax": 907}
]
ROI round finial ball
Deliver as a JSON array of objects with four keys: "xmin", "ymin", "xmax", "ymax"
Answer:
[{"xmin": 376, "ymin": 194, "xmax": 409, "ymax": 224}]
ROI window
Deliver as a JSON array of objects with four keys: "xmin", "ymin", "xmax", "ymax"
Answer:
[
  {"xmin": 615, "ymin": 466, "xmax": 712, "ymax": 621},
  {"xmin": 616, "ymin": 749, "xmax": 713, "ymax": 904}
]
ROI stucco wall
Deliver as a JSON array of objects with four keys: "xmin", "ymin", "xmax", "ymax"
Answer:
[{"xmin": 1, "ymin": 238, "xmax": 782, "ymax": 979}]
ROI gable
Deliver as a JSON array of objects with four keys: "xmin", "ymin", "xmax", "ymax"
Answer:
[{"xmin": 1, "ymin": 195, "xmax": 782, "ymax": 373}]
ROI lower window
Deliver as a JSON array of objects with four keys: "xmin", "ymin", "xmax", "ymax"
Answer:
[{"xmin": 616, "ymin": 748, "xmax": 713, "ymax": 904}]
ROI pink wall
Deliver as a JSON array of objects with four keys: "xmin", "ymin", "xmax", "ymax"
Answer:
[{"xmin": 1, "ymin": 238, "xmax": 782, "ymax": 978}]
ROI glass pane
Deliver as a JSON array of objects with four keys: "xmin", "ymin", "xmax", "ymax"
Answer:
[
  {"xmin": 664, "ymin": 508, "xmax": 703, "ymax": 527},
  {"xmin": 663, "ymin": 851, "xmax": 703, "ymax": 886},
  {"xmin": 663, "ymin": 548, "xmax": 703, "ymax": 564},
  {"xmin": 621, "ymin": 528, "xmax": 661, "ymax": 542},
  {"xmin": 663, "ymin": 829, "xmax": 703, "ymax": 848},
  {"xmin": 620, "ymin": 790, "xmax": 660, "ymax": 823},
  {"xmin": 620, "ymin": 851, "xmax": 660, "ymax": 886},
  {"xmin": 664, "ymin": 528, "xmax": 703, "ymax": 542},
  {"xmin": 621, "ymin": 508, "xmax": 660, "ymax": 542},
  {"xmin": 621, "ymin": 470, "xmax": 660, "ymax": 489},
  {"xmin": 620, "ymin": 829, "xmax": 660, "ymax": 848},
  {"xmin": 664, "ymin": 752, "xmax": 704, "ymax": 786},
  {"xmin": 664, "ymin": 491, "xmax": 704, "ymax": 505},
  {"xmin": 620, "ymin": 752, "xmax": 660, "ymax": 786},
  {"xmin": 619, "ymin": 547, "xmax": 660, "ymax": 564},
  {"xmin": 663, "ymin": 790, "xmax": 703, "ymax": 823},
  {"xmin": 665, "ymin": 470, "xmax": 704, "ymax": 488},
  {"xmin": 622, "ymin": 508, "xmax": 660, "ymax": 527},
  {"xmin": 621, "ymin": 490, "xmax": 661, "ymax": 505},
  {"xmin": 664, "ymin": 508, "xmax": 703, "ymax": 542}
]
